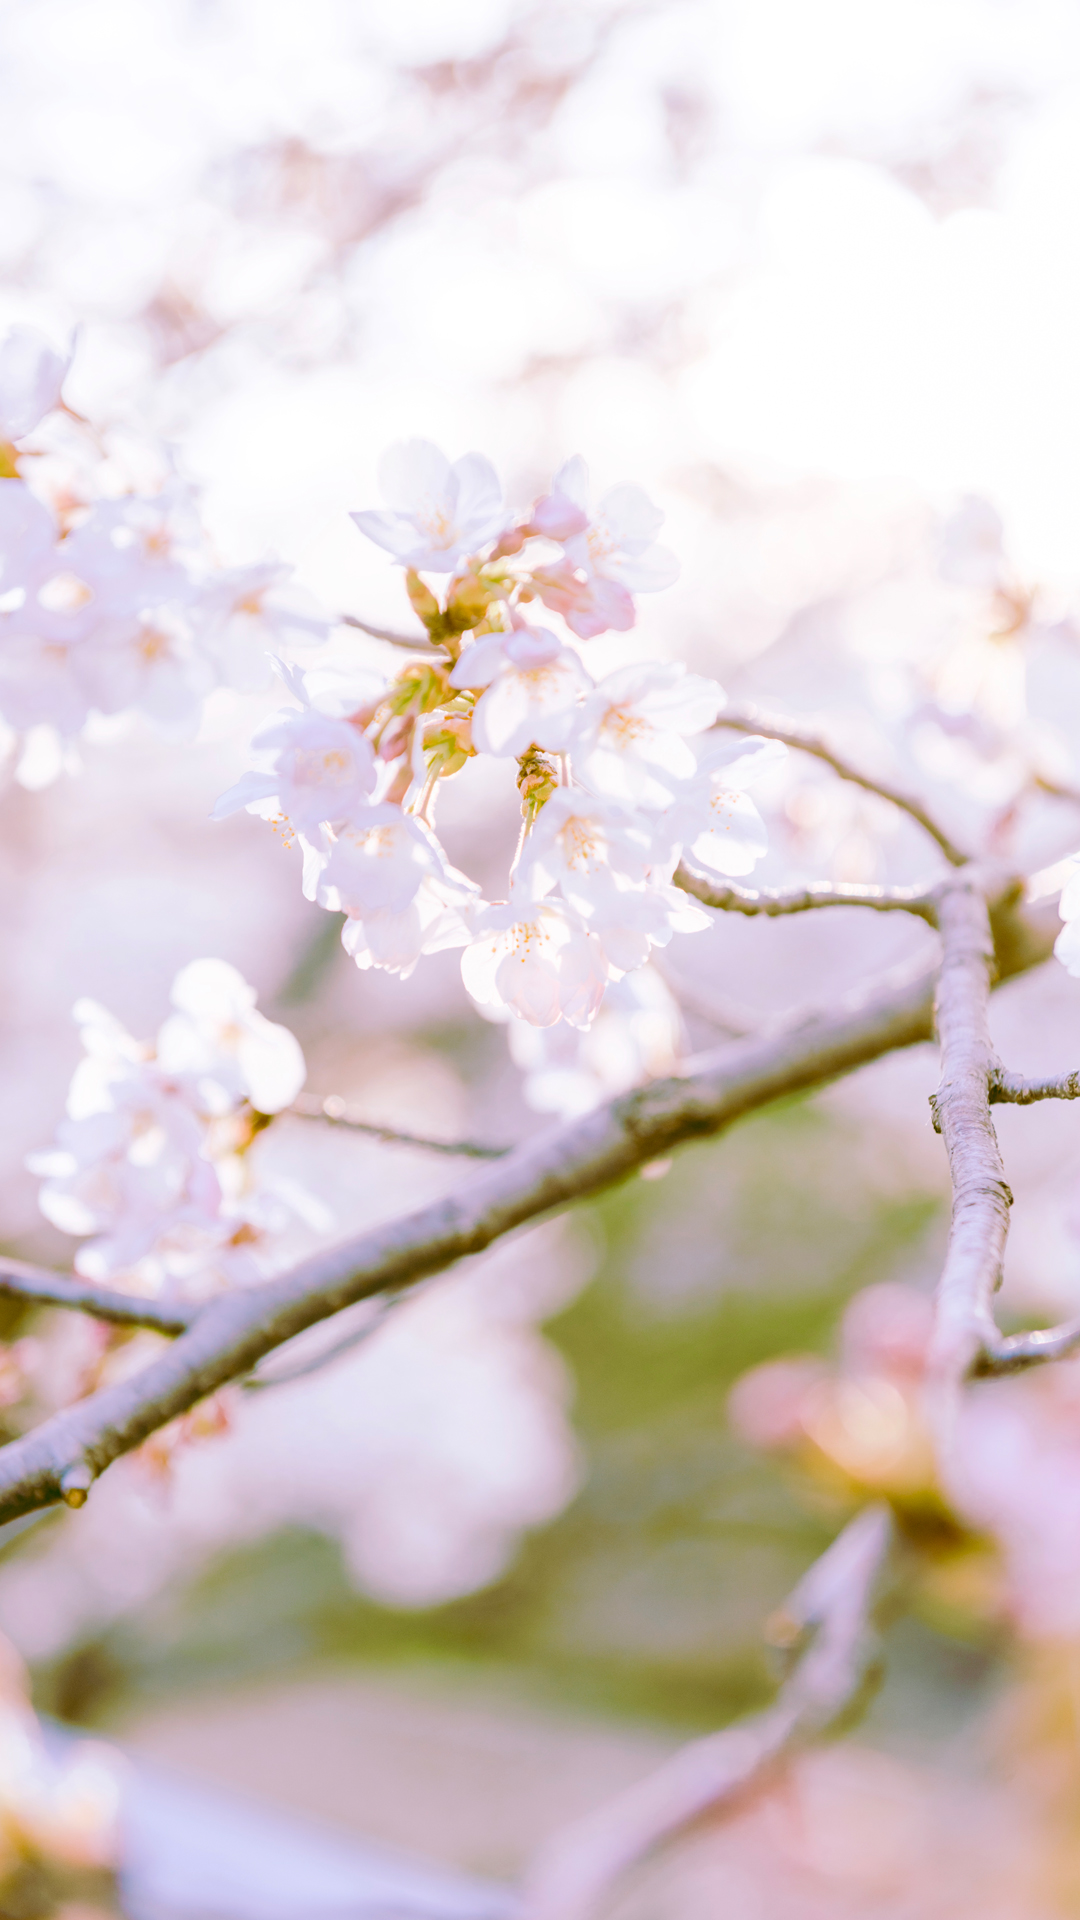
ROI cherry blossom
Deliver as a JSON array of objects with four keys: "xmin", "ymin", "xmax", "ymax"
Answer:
[
  {"xmin": 156, "ymin": 959, "xmax": 306, "ymax": 1115},
  {"xmin": 303, "ymin": 804, "xmax": 448, "ymax": 918},
  {"xmin": 568, "ymin": 661, "xmax": 725, "ymax": 809},
  {"xmin": 528, "ymin": 559, "xmax": 635, "ymax": 642},
  {"xmin": 658, "ymin": 733, "xmax": 788, "ymax": 878},
  {"xmin": 27, "ymin": 1000, "xmax": 223, "ymax": 1283},
  {"xmin": 461, "ymin": 896, "xmax": 609, "ymax": 1029},
  {"xmin": 505, "ymin": 965, "xmax": 685, "ymax": 1118},
  {"xmin": 194, "ymin": 563, "xmax": 329, "ymax": 691},
  {"xmin": 341, "ymin": 871, "xmax": 478, "ymax": 979},
  {"xmin": 0, "ymin": 327, "xmax": 68, "ymax": 443},
  {"xmin": 73, "ymin": 606, "xmax": 213, "ymax": 734},
  {"xmin": 351, "ymin": 439, "xmax": 505, "ymax": 572},
  {"xmin": 1054, "ymin": 856, "xmax": 1080, "ymax": 976},
  {"xmin": 533, "ymin": 455, "xmax": 679, "ymax": 593},
  {"xmin": 448, "ymin": 623, "xmax": 592, "ymax": 757},
  {"xmin": 583, "ymin": 874, "xmax": 712, "ymax": 974},
  {"xmin": 30, "ymin": 1083, "xmax": 223, "ymax": 1282},
  {"xmin": 516, "ymin": 788, "xmax": 655, "ymax": 910},
  {"xmin": 61, "ymin": 485, "xmax": 206, "ymax": 615},
  {"xmin": 213, "ymin": 689, "xmax": 377, "ymax": 837}
]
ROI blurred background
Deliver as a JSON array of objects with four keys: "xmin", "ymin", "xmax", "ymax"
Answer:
[{"xmin": 5, "ymin": 1, "xmax": 1080, "ymax": 1914}]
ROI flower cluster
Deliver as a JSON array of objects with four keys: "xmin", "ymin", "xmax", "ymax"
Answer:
[
  {"xmin": 216, "ymin": 439, "xmax": 785, "ymax": 1052},
  {"xmin": 0, "ymin": 328, "xmax": 327, "ymax": 784},
  {"xmin": 29, "ymin": 960, "xmax": 309, "ymax": 1297}
]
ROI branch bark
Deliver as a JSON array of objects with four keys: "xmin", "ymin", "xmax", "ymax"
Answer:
[
  {"xmin": 926, "ymin": 873, "xmax": 1015, "ymax": 1412},
  {"xmin": 0, "ymin": 889, "xmax": 1055, "ymax": 1524},
  {"xmin": 989, "ymin": 1067, "xmax": 1080, "ymax": 1104},
  {"xmin": 289, "ymin": 1094, "xmax": 507, "ymax": 1158},
  {"xmin": 522, "ymin": 1505, "xmax": 893, "ymax": 1920},
  {"xmin": 338, "ymin": 613, "xmax": 446, "ymax": 654},
  {"xmin": 673, "ymin": 865, "xmax": 939, "ymax": 923},
  {"xmin": 0, "ymin": 1260, "xmax": 195, "ymax": 1335},
  {"xmin": 716, "ymin": 707, "xmax": 969, "ymax": 867}
]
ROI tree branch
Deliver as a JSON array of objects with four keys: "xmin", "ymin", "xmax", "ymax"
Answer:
[
  {"xmin": 288, "ymin": 1094, "xmax": 507, "ymax": 1158},
  {"xmin": 0, "ymin": 888, "xmax": 1055, "ymax": 1522},
  {"xmin": 975, "ymin": 1317, "xmax": 1080, "ymax": 1374},
  {"xmin": 989, "ymin": 1067, "xmax": 1080, "ymax": 1104},
  {"xmin": 0, "ymin": 1260, "xmax": 195, "ymax": 1335},
  {"xmin": 338, "ymin": 613, "xmax": 446, "ymax": 654},
  {"xmin": 926, "ymin": 872, "xmax": 1015, "ymax": 1409},
  {"xmin": 716, "ymin": 706, "xmax": 969, "ymax": 867},
  {"xmin": 521, "ymin": 1505, "xmax": 893, "ymax": 1920},
  {"xmin": 673, "ymin": 864, "xmax": 939, "ymax": 924}
]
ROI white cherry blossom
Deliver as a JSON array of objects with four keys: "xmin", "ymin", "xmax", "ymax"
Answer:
[
  {"xmin": 303, "ymin": 805, "xmax": 447, "ymax": 918},
  {"xmin": 1054, "ymin": 856, "xmax": 1080, "ymax": 976},
  {"xmin": 30, "ymin": 1082, "xmax": 223, "ymax": 1281},
  {"xmin": 74, "ymin": 606, "xmax": 213, "ymax": 733},
  {"xmin": 0, "ymin": 480, "xmax": 59, "ymax": 604},
  {"xmin": 194, "ymin": 563, "xmax": 329, "ymax": 691},
  {"xmin": 461, "ymin": 896, "xmax": 609, "ymax": 1030},
  {"xmin": 60, "ymin": 485, "xmax": 206, "ymax": 615},
  {"xmin": 342, "ymin": 872, "xmax": 478, "ymax": 979},
  {"xmin": 517, "ymin": 789, "xmax": 655, "ymax": 911},
  {"xmin": 449, "ymin": 624, "xmax": 592, "ymax": 757},
  {"xmin": 27, "ymin": 998, "xmax": 222, "ymax": 1282},
  {"xmin": 156, "ymin": 959, "xmax": 306, "ymax": 1115},
  {"xmin": 0, "ymin": 328, "xmax": 69, "ymax": 442},
  {"xmin": 534, "ymin": 455, "xmax": 679, "ymax": 594},
  {"xmin": 351, "ymin": 439, "xmax": 505, "ymax": 572},
  {"xmin": 568, "ymin": 662, "xmax": 725, "ymax": 809},
  {"xmin": 578, "ymin": 872, "xmax": 711, "ymax": 974},
  {"xmin": 659, "ymin": 733, "xmax": 787, "ymax": 877},
  {"xmin": 506, "ymin": 966, "xmax": 685, "ymax": 1119},
  {"xmin": 213, "ymin": 690, "xmax": 377, "ymax": 837}
]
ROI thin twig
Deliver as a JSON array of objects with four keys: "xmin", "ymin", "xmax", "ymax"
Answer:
[
  {"xmin": 989, "ymin": 1067, "xmax": 1080, "ymax": 1105},
  {"xmin": 244, "ymin": 1298, "xmax": 398, "ymax": 1390},
  {"xmin": 926, "ymin": 872, "xmax": 1014, "ymax": 1413},
  {"xmin": 0, "ymin": 886, "xmax": 1053, "ymax": 1523},
  {"xmin": 673, "ymin": 864, "xmax": 940, "ymax": 924},
  {"xmin": 338, "ymin": 613, "xmax": 446, "ymax": 654},
  {"xmin": 522, "ymin": 1506, "xmax": 893, "ymax": 1920},
  {"xmin": 289, "ymin": 1094, "xmax": 508, "ymax": 1158},
  {"xmin": 716, "ymin": 706, "xmax": 969, "ymax": 867},
  {"xmin": 1034, "ymin": 772, "xmax": 1080, "ymax": 809},
  {"xmin": 0, "ymin": 1261, "xmax": 195, "ymax": 1335},
  {"xmin": 976, "ymin": 1316, "xmax": 1080, "ymax": 1374}
]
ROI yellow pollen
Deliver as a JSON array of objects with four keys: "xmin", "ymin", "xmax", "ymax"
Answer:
[
  {"xmin": 560, "ymin": 816, "xmax": 600, "ymax": 869},
  {"xmin": 137, "ymin": 626, "xmax": 171, "ymax": 662},
  {"xmin": 295, "ymin": 747, "xmax": 351, "ymax": 785},
  {"xmin": 601, "ymin": 704, "xmax": 649, "ymax": 749}
]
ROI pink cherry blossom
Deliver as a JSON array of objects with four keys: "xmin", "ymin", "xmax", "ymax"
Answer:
[
  {"xmin": 536, "ymin": 456, "xmax": 679, "ymax": 594},
  {"xmin": 529, "ymin": 559, "xmax": 635, "ymax": 641},
  {"xmin": 351, "ymin": 439, "xmax": 505, "ymax": 572},
  {"xmin": 449, "ymin": 624, "xmax": 592, "ymax": 757}
]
